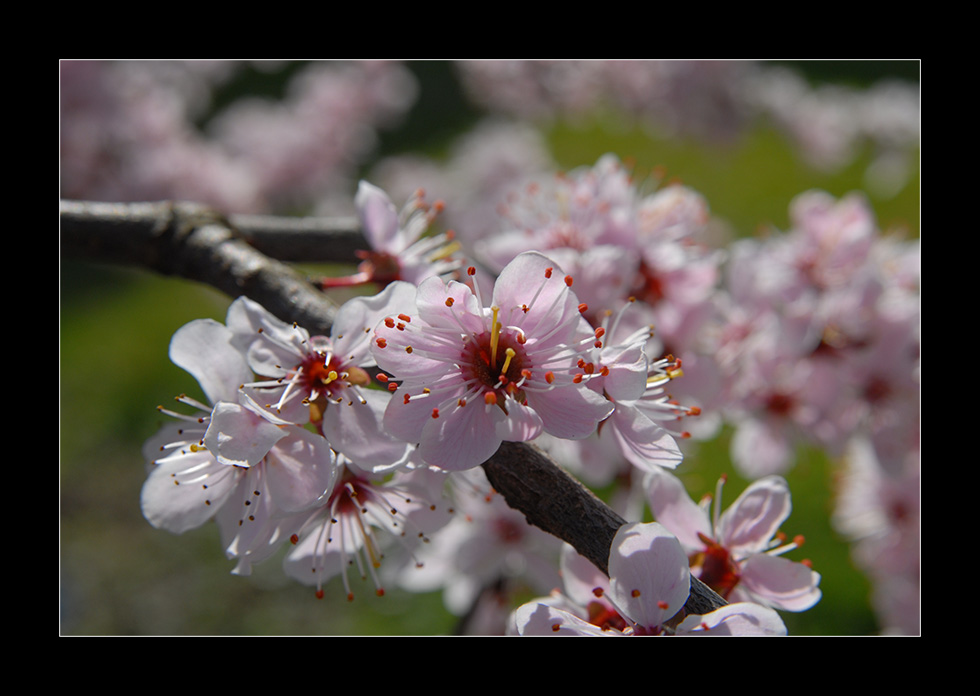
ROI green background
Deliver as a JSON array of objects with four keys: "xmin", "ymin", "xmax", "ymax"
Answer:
[{"xmin": 61, "ymin": 60, "xmax": 919, "ymax": 635}]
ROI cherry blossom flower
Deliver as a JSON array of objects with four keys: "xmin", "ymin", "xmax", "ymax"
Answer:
[
  {"xmin": 395, "ymin": 467, "xmax": 562, "ymax": 623},
  {"xmin": 227, "ymin": 287, "xmax": 416, "ymax": 473},
  {"xmin": 140, "ymin": 316, "xmax": 339, "ymax": 574},
  {"xmin": 282, "ymin": 455, "xmax": 454, "ymax": 601},
  {"xmin": 322, "ymin": 180, "xmax": 465, "ymax": 289},
  {"xmin": 645, "ymin": 468, "xmax": 821, "ymax": 612},
  {"xmin": 371, "ymin": 251, "xmax": 614, "ymax": 471},
  {"xmin": 510, "ymin": 522, "xmax": 787, "ymax": 636},
  {"xmin": 580, "ymin": 300, "xmax": 701, "ymax": 473}
]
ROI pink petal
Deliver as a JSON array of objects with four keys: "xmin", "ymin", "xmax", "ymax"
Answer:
[
  {"xmin": 528, "ymin": 385, "xmax": 613, "ymax": 440},
  {"xmin": 356, "ymin": 180, "xmax": 404, "ymax": 252},
  {"xmin": 738, "ymin": 553, "xmax": 822, "ymax": 612},
  {"xmin": 609, "ymin": 403, "xmax": 683, "ymax": 471},
  {"xmin": 644, "ymin": 467, "xmax": 711, "ymax": 551},
  {"xmin": 264, "ymin": 428, "xmax": 339, "ymax": 514},
  {"xmin": 608, "ymin": 522, "xmax": 690, "ymax": 631},
  {"xmin": 716, "ymin": 475, "xmax": 791, "ymax": 555}
]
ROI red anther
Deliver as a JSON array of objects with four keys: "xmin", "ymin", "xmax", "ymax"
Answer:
[
  {"xmin": 375, "ymin": 338, "xmax": 387, "ymax": 348},
  {"xmin": 445, "ymin": 297, "xmax": 455, "ymax": 307},
  {"xmin": 384, "ymin": 317, "xmax": 395, "ymax": 328},
  {"xmin": 573, "ymin": 374, "xmax": 584, "ymax": 383},
  {"xmin": 594, "ymin": 341, "xmax": 603, "ymax": 348},
  {"xmin": 405, "ymin": 346, "xmax": 413, "ymax": 353},
  {"xmin": 584, "ymin": 363, "xmax": 595, "ymax": 374},
  {"xmin": 681, "ymin": 431, "xmax": 691, "ymax": 439},
  {"xmin": 433, "ymin": 200, "xmax": 445, "ymax": 212},
  {"xmin": 600, "ymin": 366, "xmax": 610, "ymax": 376},
  {"xmin": 793, "ymin": 535, "xmax": 805, "ymax": 547},
  {"xmin": 431, "ymin": 408, "xmax": 440, "ymax": 419},
  {"xmin": 396, "ymin": 323, "xmax": 405, "ymax": 331},
  {"xmin": 801, "ymin": 559, "xmax": 813, "ymax": 568},
  {"xmin": 398, "ymin": 314, "xmax": 412, "ymax": 323},
  {"xmin": 467, "ymin": 266, "xmax": 477, "ymax": 276},
  {"xmin": 595, "ymin": 327, "xmax": 605, "ymax": 338},
  {"xmin": 689, "ymin": 406, "xmax": 702, "ymax": 416},
  {"xmin": 551, "ymin": 623, "xmax": 561, "ymax": 632},
  {"xmin": 290, "ymin": 534, "xmax": 299, "ymax": 544},
  {"xmin": 376, "ymin": 373, "xmax": 389, "ymax": 382},
  {"xmin": 346, "ymin": 593, "xmax": 354, "ymax": 602},
  {"xmin": 564, "ymin": 275, "xmax": 573, "ymax": 286},
  {"xmin": 403, "ymin": 394, "xmax": 411, "ymax": 404},
  {"xmin": 387, "ymin": 382, "xmax": 398, "ymax": 392},
  {"xmin": 315, "ymin": 589, "xmax": 325, "ymax": 599},
  {"xmin": 577, "ymin": 358, "xmax": 586, "ymax": 368},
  {"xmin": 376, "ymin": 588, "xmax": 385, "ymax": 597},
  {"xmin": 484, "ymin": 392, "xmax": 497, "ymax": 406},
  {"xmin": 631, "ymin": 589, "xmax": 641, "ymax": 598},
  {"xmin": 657, "ymin": 600, "xmax": 669, "ymax": 609},
  {"xmin": 592, "ymin": 587, "xmax": 604, "ymax": 597},
  {"xmin": 458, "ymin": 398, "xmax": 467, "ymax": 407},
  {"xmin": 521, "ymin": 304, "xmax": 529, "ymax": 313},
  {"xmin": 498, "ymin": 375, "xmax": 509, "ymax": 386},
  {"xmin": 545, "ymin": 371, "xmax": 555, "ymax": 384},
  {"xmin": 446, "ymin": 229, "xmax": 456, "ymax": 240},
  {"xmin": 516, "ymin": 333, "xmax": 527, "ymax": 344},
  {"xmin": 578, "ymin": 303, "xmax": 589, "ymax": 314},
  {"xmin": 521, "ymin": 369, "xmax": 532, "ymax": 379},
  {"xmin": 544, "ymin": 267, "xmax": 553, "ymax": 278}
]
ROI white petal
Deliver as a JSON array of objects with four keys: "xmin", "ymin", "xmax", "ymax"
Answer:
[
  {"xmin": 608, "ymin": 522, "xmax": 690, "ymax": 631},
  {"xmin": 676, "ymin": 602, "xmax": 788, "ymax": 636},
  {"xmin": 264, "ymin": 428, "xmax": 339, "ymax": 514},
  {"xmin": 169, "ymin": 318, "xmax": 251, "ymax": 405},
  {"xmin": 716, "ymin": 475, "xmax": 792, "ymax": 555},
  {"xmin": 204, "ymin": 401, "xmax": 288, "ymax": 468},
  {"xmin": 140, "ymin": 452, "xmax": 241, "ymax": 534}
]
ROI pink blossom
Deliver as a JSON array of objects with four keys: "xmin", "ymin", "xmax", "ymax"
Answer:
[
  {"xmin": 645, "ymin": 468, "xmax": 821, "ymax": 612},
  {"xmin": 370, "ymin": 251, "xmax": 614, "ymax": 471},
  {"xmin": 396, "ymin": 467, "xmax": 562, "ymax": 622},
  {"xmin": 510, "ymin": 522, "xmax": 787, "ymax": 636},
  {"xmin": 227, "ymin": 288, "xmax": 416, "ymax": 473},
  {"xmin": 140, "ymin": 317, "xmax": 339, "ymax": 574},
  {"xmin": 331, "ymin": 180, "xmax": 465, "ymax": 288},
  {"xmin": 282, "ymin": 455, "xmax": 454, "ymax": 601}
]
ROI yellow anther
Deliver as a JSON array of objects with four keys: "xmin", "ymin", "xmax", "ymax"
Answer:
[
  {"xmin": 490, "ymin": 306, "xmax": 501, "ymax": 367},
  {"xmin": 429, "ymin": 239, "xmax": 461, "ymax": 261},
  {"xmin": 500, "ymin": 347, "xmax": 516, "ymax": 376}
]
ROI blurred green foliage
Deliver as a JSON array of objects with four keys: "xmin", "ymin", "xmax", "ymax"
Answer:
[{"xmin": 61, "ymin": 61, "xmax": 918, "ymax": 635}]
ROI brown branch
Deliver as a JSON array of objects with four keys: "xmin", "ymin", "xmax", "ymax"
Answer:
[
  {"xmin": 483, "ymin": 442, "xmax": 727, "ymax": 619},
  {"xmin": 60, "ymin": 200, "xmax": 342, "ymax": 336},
  {"xmin": 60, "ymin": 198, "xmax": 727, "ymax": 619}
]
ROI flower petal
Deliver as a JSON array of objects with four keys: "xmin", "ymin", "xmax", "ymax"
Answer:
[
  {"xmin": 644, "ymin": 467, "xmax": 712, "ymax": 551},
  {"xmin": 738, "ymin": 553, "xmax": 822, "ymax": 612},
  {"xmin": 716, "ymin": 475, "xmax": 792, "ymax": 555},
  {"xmin": 169, "ymin": 318, "xmax": 252, "ymax": 405},
  {"xmin": 203, "ymin": 401, "xmax": 288, "ymax": 468},
  {"xmin": 608, "ymin": 522, "xmax": 690, "ymax": 631}
]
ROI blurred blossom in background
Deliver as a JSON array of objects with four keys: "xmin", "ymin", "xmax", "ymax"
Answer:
[{"xmin": 60, "ymin": 59, "xmax": 919, "ymax": 635}]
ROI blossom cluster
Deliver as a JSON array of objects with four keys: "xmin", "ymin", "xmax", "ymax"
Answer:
[
  {"xmin": 138, "ymin": 165, "xmax": 902, "ymax": 635},
  {"xmin": 60, "ymin": 60, "xmax": 417, "ymax": 214}
]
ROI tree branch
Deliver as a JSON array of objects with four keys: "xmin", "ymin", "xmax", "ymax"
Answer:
[{"xmin": 60, "ymin": 198, "xmax": 727, "ymax": 618}]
